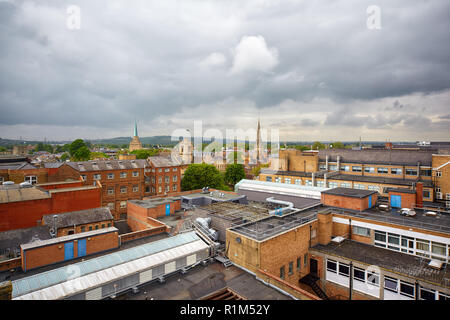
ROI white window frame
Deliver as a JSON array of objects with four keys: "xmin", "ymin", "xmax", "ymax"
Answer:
[
  {"xmin": 120, "ymin": 186, "xmax": 127, "ymax": 194},
  {"xmin": 107, "ymin": 187, "xmax": 114, "ymax": 195},
  {"xmin": 107, "ymin": 173, "xmax": 114, "ymax": 179},
  {"xmin": 132, "ymin": 171, "xmax": 139, "ymax": 177},
  {"xmin": 120, "ymin": 172, "xmax": 127, "ymax": 178},
  {"xmin": 284, "ymin": 178, "xmax": 291, "ymax": 184},
  {"xmin": 93, "ymin": 174, "xmax": 101, "ymax": 180},
  {"xmin": 24, "ymin": 175, "xmax": 37, "ymax": 184},
  {"xmin": 120, "ymin": 201, "xmax": 127, "ymax": 208},
  {"xmin": 133, "ymin": 186, "xmax": 139, "ymax": 193},
  {"xmin": 81, "ymin": 175, "xmax": 87, "ymax": 181}
]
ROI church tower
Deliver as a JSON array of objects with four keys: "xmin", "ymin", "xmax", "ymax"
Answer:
[{"xmin": 129, "ymin": 120, "xmax": 143, "ymax": 151}]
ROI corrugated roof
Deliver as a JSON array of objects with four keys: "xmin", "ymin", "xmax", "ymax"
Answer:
[
  {"xmin": 12, "ymin": 231, "xmax": 203, "ymax": 299},
  {"xmin": 67, "ymin": 159, "xmax": 147, "ymax": 172},
  {"xmin": 41, "ymin": 207, "xmax": 113, "ymax": 228}
]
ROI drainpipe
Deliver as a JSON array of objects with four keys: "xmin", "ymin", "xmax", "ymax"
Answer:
[
  {"xmin": 349, "ymin": 218, "xmax": 352, "ymax": 239},
  {"xmin": 309, "ymin": 225, "xmax": 312, "ymax": 249},
  {"xmin": 312, "ymin": 172, "xmax": 315, "ymax": 187},
  {"xmin": 415, "ymin": 281, "xmax": 419, "ymax": 300},
  {"xmin": 349, "ymin": 261, "xmax": 353, "ymax": 300},
  {"xmin": 417, "ymin": 162, "xmax": 420, "ymax": 179}
]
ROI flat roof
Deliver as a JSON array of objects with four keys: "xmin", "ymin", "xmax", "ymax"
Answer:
[
  {"xmin": 117, "ymin": 262, "xmax": 293, "ymax": 300},
  {"xmin": 311, "ymin": 240, "xmax": 449, "ymax": 288},
  {"xmin": 239, "ymin": 189, "xmax": 322, "ymax": 209},
  {"xmin": 0, "ymin": 226, "xmax": 51, "ymax": 252},
  {"xmin": 0, "ymin": 185, "xmax": 50, "ymax": 203},
  {"xmin": 230, "ymin": 204, "xmax": 322, "ymax": 241},
  {"xmin": 129, "ymin": 197, "xmax": 180, "ymax": 209},
  {"xmin": 48, "ymin": 186, "xmax": 99, "ymax": 193},
  {"xmin": 322, "ymin": 187, "xmax": 378, "ymax": 198},
  {"xmin": 386, "ymin": 188, "xmax": 417, "ymax": 194},
  {"xmin": 41, "ymin": 207, "xmax": 113, "ymax": 228},
  {"xmin": 200, "ymin": 202, "xmax": 270, "ymax": 223},
  {"xmin": 182, "ymin": 191, "xmax": 241, "ymax": 201},
  {"xmin": 321, "ymin": 206, "xmax": 450, "ymax": 234}
]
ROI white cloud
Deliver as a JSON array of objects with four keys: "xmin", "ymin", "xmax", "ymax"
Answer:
[
  {"xmin": 199, "ymin": 52, "xmax": 227, "ymax": 68},
  {"xmin": 230, "ymin": 35, "xmax": 279, "ymax": 74}
]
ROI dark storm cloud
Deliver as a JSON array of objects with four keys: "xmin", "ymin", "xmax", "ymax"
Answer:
[{"xmin": 0, "ymin": 0, "xmax": 449, "ymax": 139}]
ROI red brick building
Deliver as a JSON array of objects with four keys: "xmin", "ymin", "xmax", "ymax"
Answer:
[
  {"xmin": 147, "ymin": 156, "xmax": 182, "ymax": 197},
  {"xmin": 0, "ymin": 182, "xmax": 102, "ymax": 232},
  {"xmin": 67, "ymin": 159, "xmax": 150, "ymax": 220},
  {"xmin": 127, "ymin": 197, "xmax": 180, "ymax": 231}
]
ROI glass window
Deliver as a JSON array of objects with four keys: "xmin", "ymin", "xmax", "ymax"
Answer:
[
  {"xmin": 288, "ymin": 262, "xmax": 293, "ymax": 275},
  {"xmin": 364, "ymin": 167, "xmax": 375, "ymax": 173},
  {"xmin": 341, "ymin": 165, "xmax": 350, "ymax": 172},
  {"xmin": 338, "ymin": 263, "xmax": 349, "ymax": 277},
  {"xmin": 294, "ymin": 179, "xmax": 301, "ymax": 185},
  {"xmin": 326, "ymin": 260, "xmax": 337, "ymax": 273},
  {"xmin": 367, "ymin": 272, "xmax": 379, "ymax": 286},
  {"xmin": 316, "ymin": 180, "xmax": 324, "ymax": 187},
  {"xmin": 89, "ymin": 226, "xmax": 92, "ymax": 231},
  {"xmin": 284, "ymin": 178, "xmax": 291, "ymax": 184},
  {"xmin": 133, "ymin": 186, "xmax": 139, "ymax": 192},
  {"xmin": 431, "ymin": 242, "xmax": 446, "ymax": 256},
  {"xmin": 107, "ymin": 187, "xmax": 114, "ymax": 195},
  {"xmin": 388, "ymin": 233, "xmax": 400, "ymax": 245},
  {"xmin": 133, "ymin": 171, "xmax": 139, "ymax": 177},
  {"xmin": 120, "ymin": 172, "xmax": 127, "ymax": 178},
  {"xmin": 340, "ymin": 182, "xmax": 351, "ymax": 188},
  {"xmin": 423, "ymin": 190, "xmax": 430, "ymax": 199},
  {"xmin": 266, "ymin": 176, "xmax": 272, "ymax": 182},
  {"xmin": 375, "ymin": 231, "xmax": 386, "ymax": 242},
  {"xmin": 24, "ymin": 176, "xmax": 37, "ymax": 184},
  {"xmin": 353, "ymin": 226, "xmax": 370, "ymax": 237},
  {"xmin": 416, "ymin": 239, "xmax": 429, "ymax": 251},
  {"xmin": 420, "ymin": 288, "xmax": 435, "ymax": 300},
  {"xmin": 305, "ymin": 180, "xmax": 312, "ymax": 186},
  {"xmin": 328, "ymin": 181, "xmax": 338, "ymax": 188},
  {"xmin": 353, "ymin": 268, "xmax": 365, "ymax": 282},
  {"xmin": 101, "ymin": 224, "xmax": 105, "ymax": 229},
  {"xmin": 120, "ymin": 187, "xmax": 127, "ymax": 193},
  {"xmin": 304, "ymin": 254, "xmax": 308, "ymax": 266},
  {"xmin": 93, "ymin": 174, "xmax": 101, "ymax": 180},
  {"xmin": 81, "ymin": 226, "xmax": 85, "ymax": 232},
  {"xmin": 280, "ymin": 266, "xmax": 285, "ymax": 279},
  {"xmin": 420, "ymin": 169, "xmax": 432, "ymax": 177},
  {"xmin": 329, "ymin": 165, "xmax": 337, "ymax": 171},
  {"xmin": 391, "ymin": 168, "xmax": 402, "ymax": 175},
  {"xmin": 377, "ymin": 167, "xmax": 388, "ymax": 174},
  {"xmin": 384, "ymin": 276, "xmax": 398, "ymax": 292},
  {"xmin": 405, "ymin": 169, "xmax": 418, "ymax": 176},
  {"xmin": 107, "ymin": 173, "xmax": 114, "ymax": 179},
  {"xmin": 352, "ymin": 166, "xmax": 362, "ymax": 172},
  {"xmin": 400, "ymin": 281, "xmax": 415, "ymax": 297},
  {"xmin": 297, "ymin": 257, "xmax": 301, "ymax": 270}
]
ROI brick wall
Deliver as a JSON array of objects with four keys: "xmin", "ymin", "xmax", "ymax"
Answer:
[
  {"xmin": 21, "ymin": 230, "xmax": 119, "ymax": 271},
  {"xmin": 321, "ymin": 193, "xmax": 377, "ymax": 211}
]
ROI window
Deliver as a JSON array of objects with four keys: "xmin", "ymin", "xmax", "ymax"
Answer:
[
  {"xmin": 280, "ymin": 266, "xmax": 285, "ymax": 279},
  {"xmin": 81, "ymin": 175, "xmax": 86, "ymax": 181},
  {"xmin": 107, "ymin": 223, "xmax": 111, "ymax": 227},
  {"xmin": 341, "ymin": 165, "xmax": 350, "ymax": 172},
  {"xmin": 165, "ymin": 185, "xmax": 170, "ymax": 192},
  {"xmin": 388, "ymin": 233, "xmax": 400, "ymax": 245},
  {"xmin": 352, "ymin": 166, "xmax": 362, "ymax": 172},
  {"xmin": 88, "ymin": 226, "xmax": 92, "ymax": 231},
  {"xmin": 158, "ymin": 168, "xmax": 162, "ymax": 173},
  {"xmin": 328, "ymin": 181, "xmax": 338, "ymax": 188},
  {"xmin": 101, "ymin": 224, "xmax": 105, "ymax": 229},
  {"xmin": 416, "ymin": 239, "xmax": 429, "ymax": 252},
  {"xmin": 353, "ymin": 267, "xmax": 365, "ymax": 282},
  {"xmin": 319, "ymin": 164, "xmax": 326, "ymax": 170},
  {"xmin": 297, "ymin": 257, "xmax": 301, "ymax": 270},
  {"xmin": 81, "ymin": 226, "xmax": 85, "ymax": 232},
  {"xmin": 305, "ymin": 180, "xmax": 312, "ymax": 186},
  {"xmin": 384, "ymin": 276, "xmax": 398, "ymax": 292},
  {"xmin": 158, "ymin": 177, "xmax": 162, "ymax": 183},
  {"xmin": 375, "ymin": 230, "xmax": 386, "ymax": 242},
  {"xmin": 406, "ymin": 169, "xmax": 418, "ymax": 176},
  {"xmin": 304, "ymin": 254, "xmax": 308, "ymax": 267},
  {"xmin": 107, "ymin": 202, "xmax": 114, "ymax": 209},
  {"xmin": 294, "ymin": 179, "xmax": 301, "ymax": 185},
  {"xmin": 145, "ymin": 186, "xmax": 150, "ymax": 193},
  {"xmin": 316, "ymin": 180, "xmax": 324, "ymax": 187},
  {"xmin": 165, "ymin": 176, "xmax": 170, "ymax": 183},
  {"xmin": 266, "ymin": 176, "xmax": 272, "ymax": 182},
  {"xmin": 107, "ymin": 173, "xmax": 114, "ymax": 179},
  {"xmin": 93, "ymin": 174, "xmax": 101, "ymax": 180},
  {"xmin": 391, "ymin": 168, "xmax": 402, "ymax": 175},
  {"xmin": 423, "ymin": 190, "xmax": 430, "ymax": 199},
  {"xmin": 133, "ymin": 186, "xmax": 139, "ymax": 193},
  {"xmin": 340, "ymin": 182, "xmax": 351, "ymax": 188},
  {"xmin": 164, "ymin": 168, "xmax": 170, "ymax": 172},
  {"xmin": 338, "ymin": 263, "xmax": 349, "ymax": 277},
  {"xmin": 364, "ymin": 167, "xmax": 375, "ymax": 173},
  {"xmin": 120, "ymin": 201, "xmax": 127, "ymax": 208},
  {"xmin": 284, "ymin": 178, "xmax": 291, "ymax": 184},
  {"xmin": 311, "ymin": 228, "xmax": 317, "ymax": 238},
  {"xmin": 0, "ymin": 176, "xmax": 3, "ymax": 184},
  {"xmin": 107, "ymin": 187, "xmax": 114, "ymax": 195},
  {"xmin": 173, "ymin": 168, "xmax": 177, "ymax": 172},
  {"xmin": 353, "ymin": 226, "xmax": 370, "ymax": 237},
  {"xmin": 377, "ymin": 167, "xmax": 388, "ymax": 174},
  {"xmin": 326, "ymin": 259, "xmax": 337, "ymax": 273},
  {"xmin": 132, "ymin": 171, "xmax": 139, "ymax": 177},
  {"xmin": 158, "ymin": 186, "xmax": 162, "ymax": 193},
  {"xmin": 173, "ymin": 185, "xmax": 177, "ymax": 191},
  {"xmin": 368, "ymin": 185, "xmax": 380, "ymax": 192},
  {"xmin": 151, "ymin": 177, "xmax": 155, "ymax": 184},
  {"xmin": 353, "ymin": 184, "xmax": 365, "ymax": 190},
  {"xmin": 420, "ymin": 287, "xmax": 435, "ymax": 300},
  {"xmin": 173, "ymin": 175, "xmax": 178, "ymax": 182},
  {"xmin": 95, "ymin": 225, "xmax": 99, "ymax": 230},
  {"xmin": 329, "ymin": 165, "xmax": 337, "ymax": 171},
  {"xmin": 420, "ymin": 169, "xmax": 432, "ymax": 177},
  {"xmin": 367, "ymin": 271, "xmax": 379, "ymax": 286},
  {"xmin": 438, "ymin": 292, "xmax": 450, "ymax": 300},
  {"xmin": 120, "ymin": 172, "xmax": 127, "ymax": 178},
  {"xmin": 431, "ymin": 242, "xmax": 446, "ymax": 256},
  {"xmin": 288, "ymin": 262, "xmax": 293, "ymax": 275},
  {"xmin": 120, "ymin": 186, "xmax": 127, "ymax": 193},
  {"xmin": 400, "ymin": 281, "xmax": 415, "ymax": 298},
  {"xmin": 275, "ymin": 177, "xmax": 281, "ymax": 183},
  {"xmin": 436, "ymin": 171, "xmax": 442, "ymax": 177},
  {"xmin": 24, "ymin": 176, "xmax": 37, "ymax": 184}
]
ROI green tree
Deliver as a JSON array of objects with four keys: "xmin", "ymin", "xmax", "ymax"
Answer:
[
  {"xmin": 69, "ymin": 139, "xmax": 88, "ymax": 156},
  {"xmin": 294, "ymin": 145, "xmax": 309, "ymax": 151},
  {"xmin": 312, "ymin": 141, "xmax": 326, "ymax": 150},
  {"xmin": 331, "ymin": 141, "xmax": 345, "ymax": 149},
  {"xmin": 181, "ymin": 163, "xmax": 224, "ymax": 191},
  {"xmin": 73, "ymin": 146, "xmax": 91, "ymax": 161},
  {"xmin": 224, "ymin": 164, "xmax": 246, "ymax": 187},
  {"xmin": 90, "ymin": 152, "xmax": 107, "ymax": 159},
  {"xmin": 60, "ymin": 153, "xmax": 70, "ymax": 162},
  {"xmin": 130, "ymin": 149, "xmax": 159, "ymax": 159}
]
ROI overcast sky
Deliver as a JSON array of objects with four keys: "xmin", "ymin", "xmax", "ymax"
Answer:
[{"xmin": 0, "ymin": 0, "xmax": 449, "ymax": 142}]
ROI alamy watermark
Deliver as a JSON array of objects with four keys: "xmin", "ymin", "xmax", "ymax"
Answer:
[
  {"xmin": 367, "ymin": 5, "xmax": 381, "ymax": 30},
  {"xmin": 67, "ymin": 5, "xmax": 81, "ymax": 30}
]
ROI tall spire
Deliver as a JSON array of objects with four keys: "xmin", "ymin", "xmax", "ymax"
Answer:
[{"xmin": 134, "ymin": 119, "xmax": 138, "ymax": 137}]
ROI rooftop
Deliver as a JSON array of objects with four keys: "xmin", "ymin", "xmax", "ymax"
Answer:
[
  {"xmin": 312, "ymin": 239, "xmax": 449, "ymax": 288},
  {"xmin": 322, "ymin": 187, "xmax": 378, "ymax": 198},
  {"xmin": 230, "ymin": 204, "xmax": 322, "ymax": 241},
  {"xmin": 116, "ymin": 262, "xmax": 293, "ymax": 300},
  {"xmin": 200, "ymin": 202, "xmax": 271, "ymax": 223},
  {"xmin": 0, "ymin": 226, "xmax": 51, "ymax": 256},
  {"xmin": 41, "ymin": 207, "xmax": 114, "ymax": 229},
  {"xmin": 0, "ymin": 185, "xmax": 50, "ymax": 204},
  {"xmin": 0, "ymin": 161, "xmax": 36, "ymax": 170},
  {"xmin": 129, "ymin": 197, "xmax": 181, "ymax": 209},
  {"xmin": 148, "ymin": 156, "xmax": 183, "ymax": 167},
  {"xmin": 321, "ymin": 206, "xmax": 450, "ymax": 234},
  {"xmin": 67, "ymin": 159, "xmax": 148, "ymax": 172},
  {"xmin": 182, "ymin": 190, "xmax": 242, "ymax": 201}
]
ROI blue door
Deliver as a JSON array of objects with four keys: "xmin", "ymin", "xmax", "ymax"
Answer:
[
  {"xmin": 165, "ymin": 204, "xmax": 170, "ymax": 216},
  {"xmin": 390, "ymin": 195, "xmax": 402, "ymax": 208},
  {"xmin": 78, "ymin": 239, "xmax": 86, "ymax": 257},
  {"xmin": 368, "ymin": 195, "xmax": 372, "ymax": 208},
  {"xmin": 64, "ymin": 242, "xmax": 74, "ymax": 260}
]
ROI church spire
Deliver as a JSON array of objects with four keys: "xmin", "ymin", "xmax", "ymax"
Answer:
[{"xmin": 134, "ymin": 120, "xmax": 138, "ymax": 137}]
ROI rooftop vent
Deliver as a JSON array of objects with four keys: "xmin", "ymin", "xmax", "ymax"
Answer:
[
  {"xmin": 331, "ymin": 236, "xmax": 345, "ymax": 244},
  {"xmin": 428, "ymin": 260, "xmax": 443, "ymax": 270},
  {"xmin": 3, "ymin": 181, "xmax": 14, "ymax": 185},
  {"xmin": 19, "ymin": 182, "xmax": 33, "ymax": 188}
]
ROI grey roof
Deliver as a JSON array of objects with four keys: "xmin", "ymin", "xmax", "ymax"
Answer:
[
  {"xmin": 329, "ymin": 173, "xmax": 433, "ymax": 188},
  {"xmin": 239, "ymin": 189, "xmax": 321, "ymax": 209},
  {"xmin": 322, "ymin": 187, "xmax": 378, "ymax": 198},
  {"xmin": 148, "ymin": 156, "xmax": 182, "ymax": 167},
  {"xmin": 41, "ymin": 207, "xmax": 114, "ymax": 228},
  {"xmin": 318, "ymin": 149, "xmax": 433, "ymax": 166},
  {"xmin": 312, "ymin": 240, "xmax": 449, "ymax": 288},
  {"xmin": 385, "ymin": 188, "xmax": 417, "ymax": 194},
  {"xmin": 0, "ymin": 162, "xmax": 37, "ymax": 170},
  {"xmin": 0, "ymin": 185, "xmax": 50, "ymax": 204},
  {"xmin": 0, "ymin": 156, "xmax": 29, "ymax": 164},
  {"xmin": 129, "ymin": 197, "xmax": 181, "ymax": 209},
  {"xmin": 0, "ymin": 226, "xmax": 52, "ymax": 252},
  {"xmin": 43, "ymin": 162, "xmax": 64, "ymax": 169},
  {"xmin": 67, "ymin": 159, "xmax": 147, "ymax": 172}
]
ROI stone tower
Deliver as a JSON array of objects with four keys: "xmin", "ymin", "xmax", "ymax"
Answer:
[
  {"xmin": 179, "ymin": 136, "xmax": 193, "ymax": 164},
  {"xmin": 129, "ymin": 120, "xmax": 143, "ymax": 152}
]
